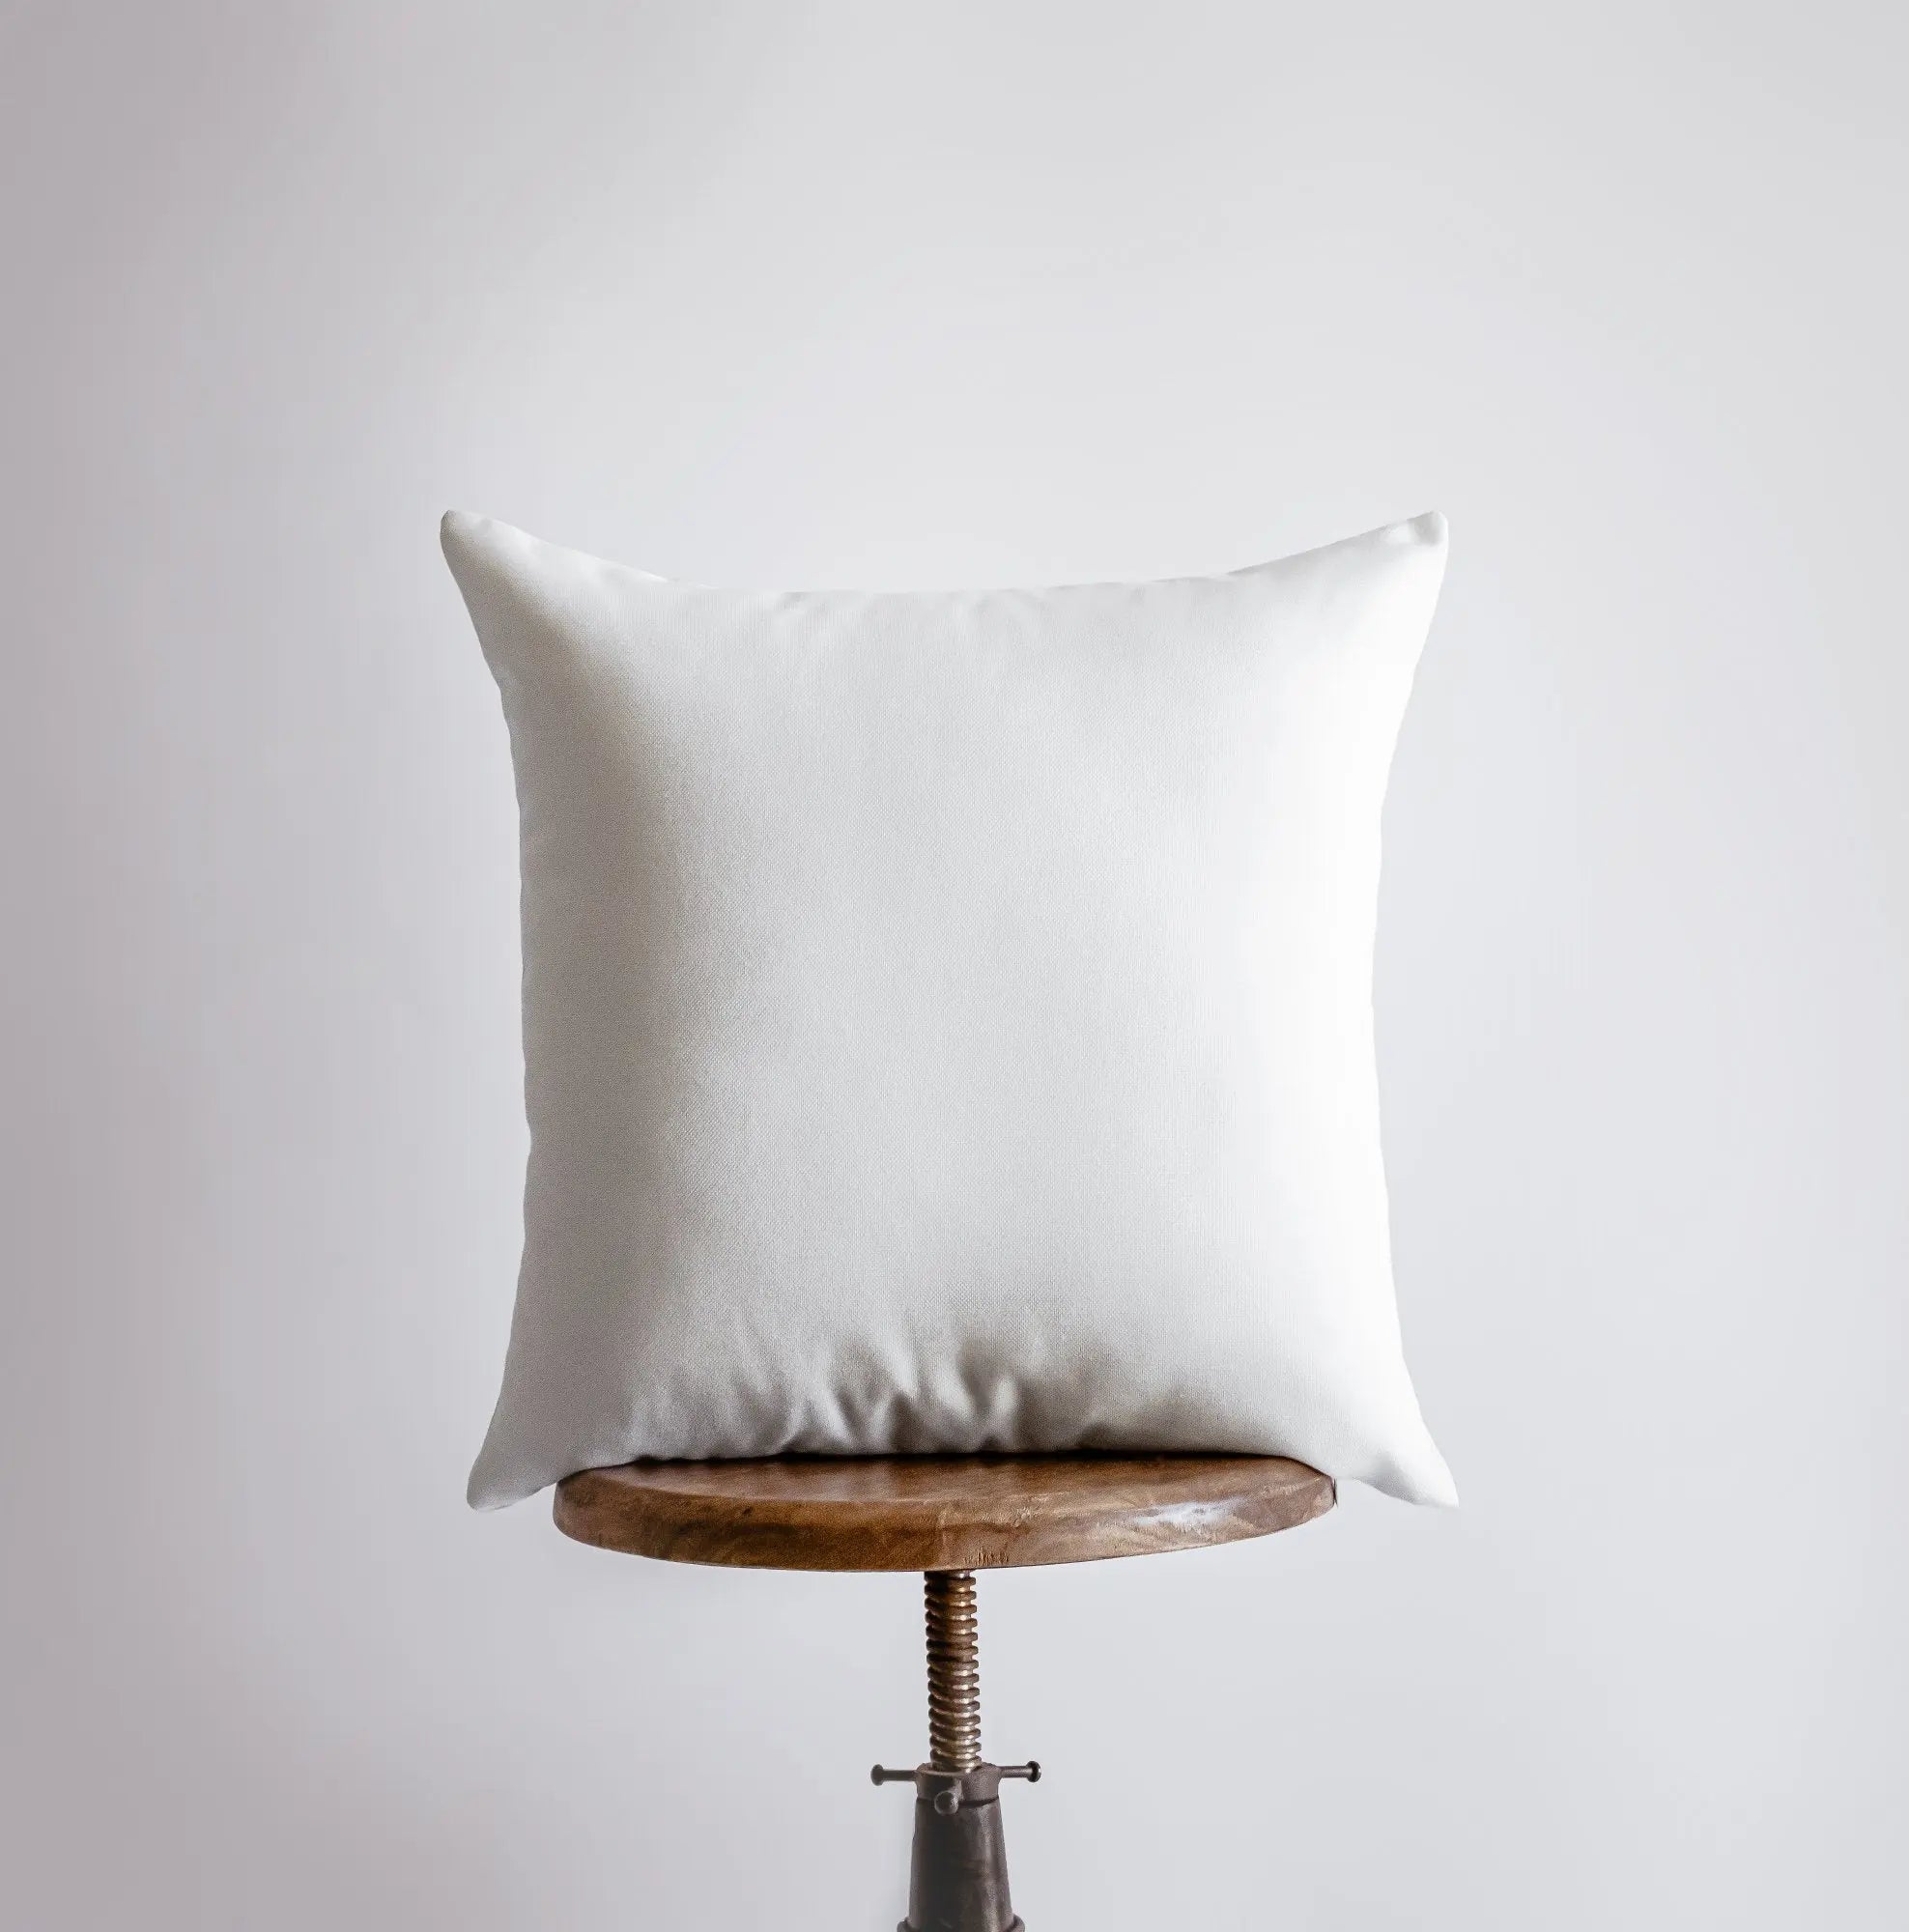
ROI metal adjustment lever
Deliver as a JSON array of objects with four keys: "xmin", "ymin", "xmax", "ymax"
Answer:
[{"xmin": 871, "ymin": 1761, "xmax": 1042, "ymax": 1815}]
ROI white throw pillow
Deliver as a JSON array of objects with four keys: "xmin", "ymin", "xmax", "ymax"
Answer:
[{"xmin": 444, "ymin": 510, "xmax": 1456, "ymax": 1510}]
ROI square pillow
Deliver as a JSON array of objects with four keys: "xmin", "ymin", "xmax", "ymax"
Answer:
[{"xmin": 443, "ymin": 510, "xmax": 1456, "ymax": 1509}]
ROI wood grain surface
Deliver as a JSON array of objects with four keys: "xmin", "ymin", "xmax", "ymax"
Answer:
[{"xmin": 554, "ymin": 1453, "xmax": 1335, "ymax": 1573}]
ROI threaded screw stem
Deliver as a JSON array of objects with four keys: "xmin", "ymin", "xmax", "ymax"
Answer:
[{"xmin": 924, "ymin": 1570, "xmax": 982, "ymax": 1773}]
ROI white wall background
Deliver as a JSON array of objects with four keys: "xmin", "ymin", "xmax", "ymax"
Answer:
[{"xmin": 5, "ymin": 4, "xmax": 1905, "ymax": 1927}]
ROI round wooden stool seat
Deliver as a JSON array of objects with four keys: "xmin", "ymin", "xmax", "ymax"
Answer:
[{"xmin": 555, "ymin": 1452, "xmax": 1334, "ymax": 1573}]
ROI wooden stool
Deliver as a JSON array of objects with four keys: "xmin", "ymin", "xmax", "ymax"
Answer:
[{"xmin": 556, "ymin": 1453, "xmax": 1335, "ymax": 1932}]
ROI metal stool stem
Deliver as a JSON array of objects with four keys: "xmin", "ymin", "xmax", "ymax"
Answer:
[{"xmin": 873, "ymin": 1571, "xmax": 1040, "ymax": 1932}]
